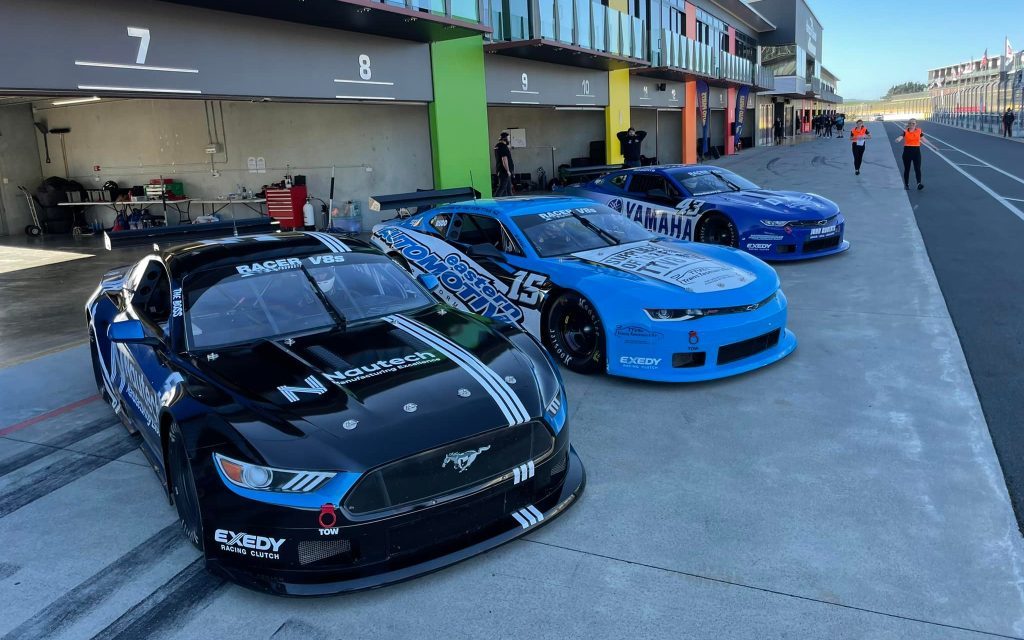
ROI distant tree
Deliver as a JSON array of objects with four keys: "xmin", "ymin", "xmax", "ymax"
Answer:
[{"xmin": 883, "ymin": 82, "xmax": 927, "ymax": 98}]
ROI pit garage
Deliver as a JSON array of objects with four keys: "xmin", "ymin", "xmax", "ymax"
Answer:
[
  {"xmin": 0, "ymin": 0, "xmax": 437, "ymax": 240},
  {"xmin": 485, "ymin": 57, "xmax": 610, "ymax": 190},
  {"xmin": 628, "ymin": 76, "xmax": 685, "ymax": 165}
]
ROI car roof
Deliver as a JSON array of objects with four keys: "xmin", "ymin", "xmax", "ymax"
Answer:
[
  {"xmin": 436, "ymin": 195, "xmax": 603, "ymax": 218},
  {"xmin": 613, "ymin": 164, "xmax": 724, "ymax": 177},
  {"xmin": 161, "ymin": 232, "xmax": 380, "ymax": 278}
]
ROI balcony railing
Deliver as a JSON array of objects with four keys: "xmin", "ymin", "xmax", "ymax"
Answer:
[
  {"xmin": 490, "ymin": 0, "xmax": 644, "ymax": 59},
  {"xmin": 808, "ymin": 77, "xmax": 822, "ymax": 96},
  {"xmin": 379, "ymin": 0, "xmax": 481, "ymax": 22},
  {"xmin": 720, "ymin": 50, "xmax": 752, "ymax": 85},
  {"xmin": 660, "ymin": 30, "xmax": 716, "ymax": 77},
  {"xmin": 753, "ymin": 64, "xmax": 775, "ymax": 91}
]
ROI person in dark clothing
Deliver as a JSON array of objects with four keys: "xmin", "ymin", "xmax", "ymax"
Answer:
[
  {"xmin": 849, "ymin": 119, "xmax": 871, "ymax": 175},
  {"xmin": 812, "ymin": 115, "xmax": 820, "ymax": 136},
  {"xmin": 1003, "ymin": 109, "xmax": 1016, "ymax": 138},
  {"xmin": 823, "ymin": 115, "xmax": 833, "ymax": 138},
  {"xmin": 493, "ymin": 131, "xmax": 514, "ymax": 196},
  {"xmin": 835, "ymin": 114, "xmax": 846, "ymax": 138},
  {"xmin": 895, "ymin": 119, "xmax": 924, "ymax": 190},
  {"xmin": 617, "ymin": 127, "xmax": 647, "ymax": 167},
  {"xmin": 773, "ymin": 118, "xmax": 784, "ymax": 145}
]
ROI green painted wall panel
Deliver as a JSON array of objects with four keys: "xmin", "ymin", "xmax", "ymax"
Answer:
[{"xmin": 429, "ymin": 36, "xmax": 492, "ymax": 197}]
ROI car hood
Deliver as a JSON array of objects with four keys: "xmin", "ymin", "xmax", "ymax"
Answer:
[
  {"xmin": 707, "ymin": 190, "xmax": 839, "ymax": 219},
  {"xmin": 560, "ymin": 239, "xmax": 778, "ymax": 307},
  {"xmin": 193, "ymin": 308, "xmax": 546, "ymax": 472}
]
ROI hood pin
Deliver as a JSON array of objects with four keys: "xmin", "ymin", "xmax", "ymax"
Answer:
[
  {"xmin": 343, "ymin": 419, "xmax": 358, "ymax": 430},
  {"xmin": 283, "ymin": 338, "xmax": 295, "ymax": 347},
  {"xmin": 457, "ymin": 388, "xmax": 471, "ymax": 398},
  {"xmin": 206, "ymin": 353, "xmax": 219, "ymax": 362},
  {"xmin": 504, "ymin": 376, "xmax": 517, "ymax": 384},
  {"xmin": 403, "ymin": 403, "xmax": 418, "ymax": 413}
]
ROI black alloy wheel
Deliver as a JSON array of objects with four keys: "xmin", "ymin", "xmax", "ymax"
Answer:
[
  {"xmin": 696, "ymin": 213, "xmax": 739, "ymax": 247},
  {"xmin": 169, "ymin": 423, "xmax": 204, "ymax": 551},
  {"xmin": 544, "ymin": 292, "xmax": 605, "ymax": 374}
]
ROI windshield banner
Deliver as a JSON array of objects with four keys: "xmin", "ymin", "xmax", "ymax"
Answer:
[
  {"xmin": 696, "ymin": 80, "xmax": 710, "ymax": 157},
  {"xmin": 735, "ymin": 86, "xmax": 750, "ymax": 146}
]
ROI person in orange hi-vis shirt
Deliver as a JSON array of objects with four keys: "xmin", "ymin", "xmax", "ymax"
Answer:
[
  {"xmin": 895, "ymin": 119, "xmax": 924, "ymax": 190},
  {"xmin": 849, "ymin": 119, "xmax": 871, "ymax": 176}
]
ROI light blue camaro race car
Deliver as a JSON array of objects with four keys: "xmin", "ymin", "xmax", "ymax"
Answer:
[
  {"xmin": 567, "ymin": 165, "xmax": 849, "ymax": 261},
  {"xmin": 370, "ymin": 193, "xmax": 796, "ymax": 382}
]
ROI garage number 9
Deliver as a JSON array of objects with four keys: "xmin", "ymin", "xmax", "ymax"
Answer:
[
  {"xmin": 359, "ymin": 54, "xmax": 372, "ymax": 80},
  {"xmin": 522, "ymin": 73, "xmax": 529, "ymax": 91}
]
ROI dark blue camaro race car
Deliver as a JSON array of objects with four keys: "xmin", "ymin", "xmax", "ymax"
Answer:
[{"xmin": 568, "ymin": 165, "xmax": 849, "ymax": 261}]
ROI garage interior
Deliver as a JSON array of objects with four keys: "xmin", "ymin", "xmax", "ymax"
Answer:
[{"xmin": 0, "ymin": 95, "xmax": 434, "ymax": 238}]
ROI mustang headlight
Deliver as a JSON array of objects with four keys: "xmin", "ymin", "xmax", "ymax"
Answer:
[
  {"xmin": 645, "ymin": 308, "xmax": 705, "ymax": 321},
  {"xmin": 214, "ymin": 453, "xmax": 336, "ymax": 493},
  {"xmin": 759, "ymin": 220, "xmax": 790, "ymax": 227}
]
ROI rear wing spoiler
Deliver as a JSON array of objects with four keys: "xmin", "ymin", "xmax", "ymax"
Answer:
[
  {"xmin": 368, "ymin": 187, "xmax": 479, "ymax": 212},
  {"xmin": 557, "ymin": 164, "xmax": 622, "ymax": 185},
  {"xmin": 104, "ymin": 218, "xmax": 280, "ymax": 250}
]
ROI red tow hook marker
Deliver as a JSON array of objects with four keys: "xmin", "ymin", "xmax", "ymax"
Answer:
[{"xmin": 319, "ymin": 504, "xmax": 337, "ymax": 529}]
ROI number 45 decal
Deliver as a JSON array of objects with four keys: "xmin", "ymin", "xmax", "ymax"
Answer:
[{"xmin": 508, "ymin": 271, "xmax": 547, "ymax": 307}]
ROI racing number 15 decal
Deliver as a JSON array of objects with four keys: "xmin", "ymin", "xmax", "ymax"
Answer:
[{"xmin": 507, "ymin": 271, "xmax": 547, "ymax": 307}]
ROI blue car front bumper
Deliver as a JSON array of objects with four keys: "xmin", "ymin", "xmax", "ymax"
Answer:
[
  {"xmin": 604, "ymin": 291, "xmax": 797, "ymax": 382},
  {"xmin": 742, "ymin": 220, "xmax": 850, "ymax": 262}
]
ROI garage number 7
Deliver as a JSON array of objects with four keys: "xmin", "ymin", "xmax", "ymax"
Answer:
[
  {"xmin": 508, "ymin": 271, "xmax": 546, "ymax": 306},
  {"xmin": 127, "ymin": 26, "xmax": 151, "ymax": 64}
]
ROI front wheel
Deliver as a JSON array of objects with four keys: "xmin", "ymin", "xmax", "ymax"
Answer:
[
  {"xmin": 696, "ymin": 213, "xmax": 739, "ymax": 247},
  {"xmin": 544, "ymin": 292, "xmax": 605, "ymax": 374},
  {"xmin": 169, "ymin": 423, "xmax": 204, "ymax": 551},
  {"xmin": 25, "ymin": 224, "xmax": 41, "ymax": 237}
]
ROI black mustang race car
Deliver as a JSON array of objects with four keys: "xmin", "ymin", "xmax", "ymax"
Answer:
[{"xmin": 86, "ymin": 231, "xmax": 584, "ymax": 595}]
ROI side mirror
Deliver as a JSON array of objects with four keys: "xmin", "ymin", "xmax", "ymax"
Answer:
[
  {"xmin": 417, "ymin": 273, "xmax": 439, "ymax": 291},
  {"xmin": 466, "ymin": 243, "xmax": 505, "ymax": 260},
  {"xmin": 108, "ymin": 319, "xmax": 160, "ymax": 346}
]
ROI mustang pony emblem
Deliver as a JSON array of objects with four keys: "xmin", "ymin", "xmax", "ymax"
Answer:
[{"xmin": 443, "ymin": 446, "xmax": 491, "ymax": 473}]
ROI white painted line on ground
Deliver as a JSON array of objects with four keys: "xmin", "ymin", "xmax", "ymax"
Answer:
[
  {"xmin": 921, "ymin": 139, "xmax": 1024, "ymax": 224},
  {"xmin": 923, "ymin": 130, "xmax": 1024, "ymax": 188},
  {"xmin": 956, "ymin": 163, "xmax": 990, "ymax": 168},
  {"xmin": 1004, "ymin": 197, "xmax": 1024, "ymax": 203}
]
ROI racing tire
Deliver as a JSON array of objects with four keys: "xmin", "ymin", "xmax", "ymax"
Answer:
[
  {"xmin": 544, "ymin": 292, "xmax": 605, "ymax": 374},
  {"xmin": 696, "ymin": 213, "xmax": 739, "ymax": 247},
  {"xmin": 25, "ymin": 224, "xmax": 41, "ymax": 237},
  {"xmin": 168, "ymin": 423, "xmax": 204, "ymax": 551}
]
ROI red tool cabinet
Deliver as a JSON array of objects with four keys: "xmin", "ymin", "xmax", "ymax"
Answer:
[{"xmin": 265, "ymin": 186, "xmax": 306, "ymax": 230}]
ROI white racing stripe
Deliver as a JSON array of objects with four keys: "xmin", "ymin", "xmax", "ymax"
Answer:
[
  {"xmin": 382, "ymin": 314, "xmax": 531, "ymax": 426},
  {"xmin": 304, "ymin": 231, "xmax": 351, "ymax": 253}
]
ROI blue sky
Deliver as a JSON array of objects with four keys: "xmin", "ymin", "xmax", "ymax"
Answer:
[{"xmin": 811, "ymin": 0, "xmax": 1023, "ymax": 100}]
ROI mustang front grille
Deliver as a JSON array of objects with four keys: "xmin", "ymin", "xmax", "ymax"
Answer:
[{"xmin": 344, "ymin": 421, "xmax": 555, "ymax": 517}]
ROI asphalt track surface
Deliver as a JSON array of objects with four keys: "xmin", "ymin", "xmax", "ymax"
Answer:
[{"xmin": 883, "ymin": 121, "xmax": 1024, "ymax": 530}]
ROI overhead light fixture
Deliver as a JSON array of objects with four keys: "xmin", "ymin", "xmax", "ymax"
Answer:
[{"xmin": 52, "ymin": 96, "xmax": 100, "ymax": 106}]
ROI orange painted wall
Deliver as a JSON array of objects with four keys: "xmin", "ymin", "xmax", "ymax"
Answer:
[{"xmin": 682, "ymin": 2, "xmax": 698, "ymax": 164}]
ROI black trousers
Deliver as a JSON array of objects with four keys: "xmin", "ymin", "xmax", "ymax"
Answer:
[
  {"xmin": 852, "ymin": 143, "xmax": 866, "ymax": 171},
  {"xmin": 902, "ymin": 147, "xmax": 922, "ymax": 185},
  {"xmin": 494, "ymin": 171, "xmax": 513, "ymax": 196},
  {"xmin": 1004, "ymin": 122, "xmax": 1014, "ymax": 137}
]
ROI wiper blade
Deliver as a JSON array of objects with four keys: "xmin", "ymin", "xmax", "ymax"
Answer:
[
  {"xmin": 570, "ymin": 211, "xmax": 620, "ymax": 246},
  {"xmin": 298, "ymin": 266, "xmax": 347, "ymax": 330},
  {"xmin": 711, "ymin": 171, "xmax": 742, "ymax": 191}
]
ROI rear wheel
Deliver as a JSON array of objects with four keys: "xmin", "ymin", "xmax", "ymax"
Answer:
[
  {"xmin": 544, "ymin": 292, "xmax": 605, "ymax": 374},
  {"xmin": 169, "ymin": 423, "xmax": 204, "ymax": 551},
  {"xmin": 696, "ymin": 213, "xmax": 739, "ymax": 247},
  {"xmin": 25, "ymin": 224, "xmax": 41, "ymax": 237}
]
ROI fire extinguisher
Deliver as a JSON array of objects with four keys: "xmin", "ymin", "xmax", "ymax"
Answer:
[{"xmin": 302, "ymin": 197, "xmax": 315, "ymax": 230}]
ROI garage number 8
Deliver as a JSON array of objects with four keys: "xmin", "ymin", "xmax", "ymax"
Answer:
[{"xmin": 359, "ymin": 54, "xmax": 372, "ymax": 80}]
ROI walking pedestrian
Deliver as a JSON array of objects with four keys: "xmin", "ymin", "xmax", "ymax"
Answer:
[
  {"xmin": 1003, "ymin": 108, "xmax": 1016, "ymax": 138},
  {"xmin": 849, "ymin": 119, "xmax": 871, "ymax": 175},
  {"xmin": 617, "ymin": 127, "xmax": 647, "ymax": 167},
  {"xmin": 895, "ymin": 119, "xmax": 924, "ymax": 190},
  {"xmin": 493, "ymin": 131, "xmax": 515, "ymax": 196},
  {"xmin": 773, "ymin": 118, "xmax": 784, "ymax": 145}
]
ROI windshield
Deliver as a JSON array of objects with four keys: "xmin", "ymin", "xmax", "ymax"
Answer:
[
  {"xmin": 674, "ymin": 169, "xmax": 760, "ymax": 196},
  {"xmin": 517, "ymin": 206, "xmax": 654, "ymax": 257},
  {"xmin": 184, "ymin": 255, "xmax": 432, "ymax": 349}
]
